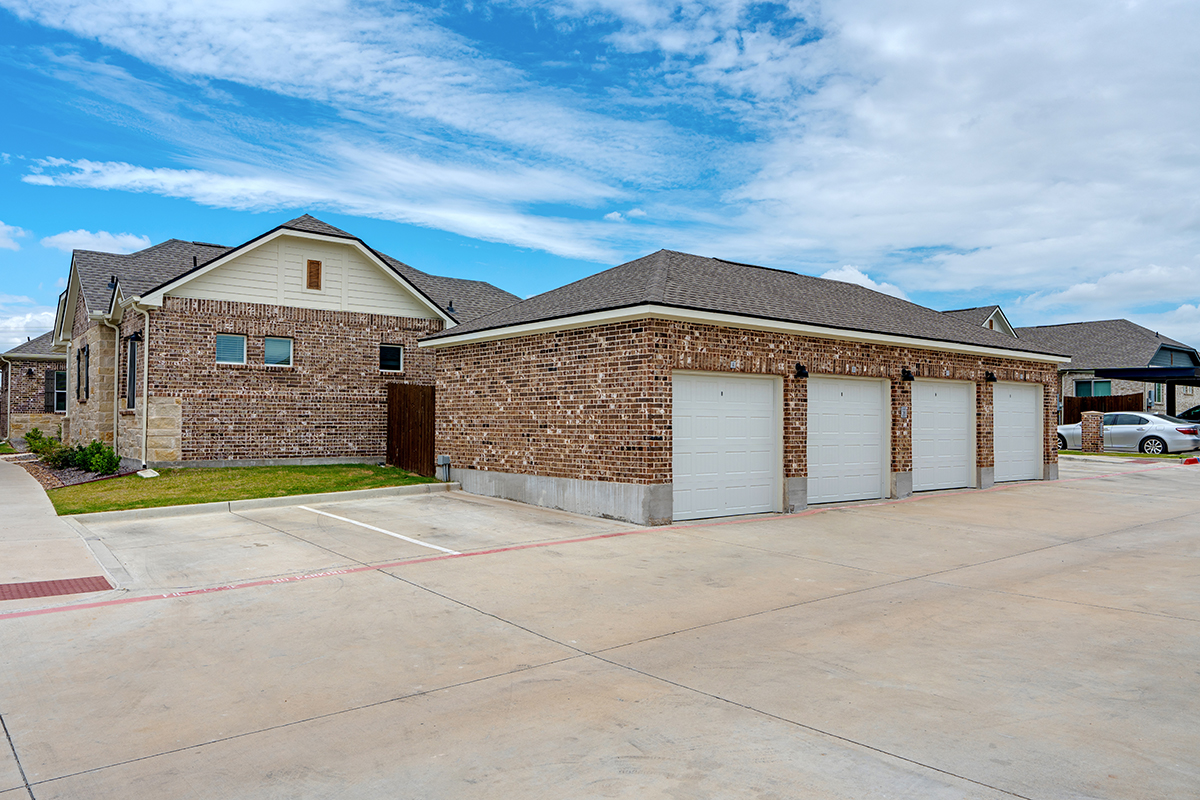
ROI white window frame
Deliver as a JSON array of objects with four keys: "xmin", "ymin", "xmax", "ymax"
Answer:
[
  {"xmin": 215, "ymin": 334, "xmax": 247, "ymax": 365},
  {"xmin": 264, "ymin": 337, "xmax": 293, "ymax": 367},
  {"xmin": 54, "ymin": 370, "xmax": 67, "ymax": 413},
  {"xmin": 379, "ymin": 344, "xmax": 404, "ymax": 373}
]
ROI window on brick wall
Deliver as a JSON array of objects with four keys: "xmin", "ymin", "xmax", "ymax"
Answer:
[
  {"xmin": 127, "ymin": 338, "xmax": 138, "ymax": 409},
  {"xmin": 54, "ymin": 371, "xmax": 66, "ymax": 412},
  {"xmin": 1075, "ymin": 379, "xmax": 1110, "ymax": 398},
  {"xmin": 380, "ymin": 344, "xmax": 404, "ymax": 372},
  {"xmin": 215, "ymin": 334, "xmax": 246, "ymax": 365},
  {"xmin": 264, "ymin": 337, "xmax": 293, "ymax": 366}
]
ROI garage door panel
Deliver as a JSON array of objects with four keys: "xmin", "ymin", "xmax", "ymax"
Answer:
[
  {"xmin": 913, "ymin": 381, "xmax": 973, "ymax": 492},
  {"xmin": 807, "ymin": 377, "xmax": 887, "ymax": 504},
  {"xmin": 673, "ymin": 373, "xmax": 781, "ymax": 521},
  {"xmin": 994, "ymin": 383, "xmax": 1041, "ymax": 482}
]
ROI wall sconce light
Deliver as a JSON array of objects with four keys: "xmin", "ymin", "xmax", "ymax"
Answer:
[
  {"xmin": 901, "ymin": 367, "xmax": 915, "ymax": 382},
  {"xmin": 985, "ymin": 371, "xmax": 997, "ymax": 382},
  {"xmin": 25, "ymin": 368, "xmax": 35, "ymax": 377},
  {"xmin": 795, "ymin": 363, "xmax": 808, "ymax": 379},
  {"xmin": 127, "ymin": 331, "xmax": 143, "ymax": 342}
]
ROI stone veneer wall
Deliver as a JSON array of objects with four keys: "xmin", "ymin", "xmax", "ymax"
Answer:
[
  {"xmin": 118, "ymin": 297, "xmax": 443, "ymax": 463},
  {"xmin": 2, "ymin": 358, "xmax": 67, "ymax": 440},
  {"xmin": 434, "ymin": 318, "xmax": 1059, "ymax": 488}
]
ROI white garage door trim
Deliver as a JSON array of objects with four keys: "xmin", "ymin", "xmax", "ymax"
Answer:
[
  {"xmin": 807, "ymin": 376, "xmax": 889, "ymax": 504},
  {"xmin": 993, "ymin": 382, "xmax": 1043, "ymax": 482},
  {"xmin": 912, "ymin": 379, "xmax": 976, "ymax": 492},
  {"xmin": 672, "ymin": 371, "xmax": 782, "ymax": 521}
]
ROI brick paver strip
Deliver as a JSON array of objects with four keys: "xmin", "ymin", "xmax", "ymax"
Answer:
[{"xmin": 0, "ymin": 575, "xmax": 113, "ymax": 602}]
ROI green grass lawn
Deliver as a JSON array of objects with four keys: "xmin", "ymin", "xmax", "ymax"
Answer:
[
  {"xmin": 1059, "ymin": 450, "xmax": 1192, "ymax": 460},
  {"xmin": 49, "ymin": 464, "xmax": 440, "ymax": 516},
  {"xmin": 0, "ymin": 442, "xmax": 15, "ymax": 455}
]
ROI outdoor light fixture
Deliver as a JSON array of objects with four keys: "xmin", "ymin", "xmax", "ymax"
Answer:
[
  {"xmin": 901, "ymin": 368, "xmax": 915, "ymax": 382},
  {"xmin": 25, "ymin": 368, "xmax": 34, "ymax": 377},
  {"xmin": 795, "ymin": 363, "xmax": 808, "ymax": 379},
  {"xmin": 127, "ymin": 331, "xmax": 143, "ymax": 342},
  {"xmin": 985, "ymin": 371, "xmax": 998, "ymax": 382}
]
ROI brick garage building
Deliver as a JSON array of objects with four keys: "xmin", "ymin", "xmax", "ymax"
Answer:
[
  {"xmin": 1, "ymin": 332, "xmax": 67, "ymax": 441},
  {"xmin": 422, "ymin": 250, "xmax": 1069, "ymax": 525},
  {"xmin": 51, "ymin": 215, "xmax": 515, "ymax": 467}
]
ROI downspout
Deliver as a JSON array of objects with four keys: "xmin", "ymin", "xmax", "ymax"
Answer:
[
  {"xmin": 101, "ymin": 318, "xmax": 120, "ymax": 453},
  {"xmin": 134, "ymin": 302, "xmax": 151, "ymax": 469},
  {"xmin": 0, "ymin": 356, "xmax": 10, "ymax": 440}
]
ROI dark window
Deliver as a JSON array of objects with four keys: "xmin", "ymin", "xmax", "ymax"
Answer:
[
  {"xmin": 264, "ymin": 337, "xmax": 293, "ymax": 366},
  {"xmin": 55, "ymin": 371, "xmax": 66, "ymax": 412},
  {"xmin": 75, "ymin": 349, "xmax": 81, "ymax": 400},
  {"xmin": 83, "ymin": 345, "xmax": 90, "ymax": 400},
  {"xmin": 380, "ymin": 345, "xmax": 404, "ymax": 372},
  {"xmin": 1116, "ymin": 414, "xmax": 1148, "ymax": 426},
  {"xmin": 127, "ymin": 339, "xmax": 138, "ymax": 409},
  {"xmin": 307, "ymin": 260, "xmax": 322, "ymax": 290}
]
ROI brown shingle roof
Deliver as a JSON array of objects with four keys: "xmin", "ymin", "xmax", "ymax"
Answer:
[
  {"xmin": 3, "ymin": 331, "xmax": 63, "ymax": 359},
  {"xmin": 1014, "ymin": 319, "xmax": 1197, "ymax": 370},
  {"xmin": 942, "ymin": 306, "xmax": 1002, "ymax": 327},
  {"xmin": 428, "ymin": 249, "xmax": 1066, "ymax": 356}
]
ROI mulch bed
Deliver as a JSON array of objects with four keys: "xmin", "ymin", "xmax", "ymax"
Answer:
[{"xmin": 14, "ymin": 458, "xmax": 136, "ymax": 490}]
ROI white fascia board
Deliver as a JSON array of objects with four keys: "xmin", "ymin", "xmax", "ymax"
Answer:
[
  {"xmin": 986, "ymin": 307, "xmax": 1017, "ymax": 337},
  {"xmin": 418, "ymin": 304, "xmax": 1072, "ymax": 364},
  {"xmin": 55, "ymin": 265, "xmax": 81, "ymax": 347},
  {"xmin": 141, "ymin": 228, "xmax": 454, "ymax": 325},
  {"xmin": 4, "ymin": 351, "xmax": 67, "ymax": 362}
]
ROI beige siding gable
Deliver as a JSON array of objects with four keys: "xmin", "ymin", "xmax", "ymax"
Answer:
[{"xmin": 166, "ymin": 234, "xmax": 438, "ymax": 319}]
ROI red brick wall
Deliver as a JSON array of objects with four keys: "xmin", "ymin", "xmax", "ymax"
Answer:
[
  {"xmin": 434, "ymin": 318, "xmax": 1060, "ymax": 484},
  {"xmin": 144, "ymin": 297, "xmax": 443, "ymax": 461}
]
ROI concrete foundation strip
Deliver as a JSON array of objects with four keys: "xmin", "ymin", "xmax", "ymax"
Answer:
[{"xmin": 1, "ymin": 462, "xmax": 1192, "ymax": 622}]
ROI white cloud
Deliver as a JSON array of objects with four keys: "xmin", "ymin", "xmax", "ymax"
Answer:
[
  {"xmin": 0, "ymin": 292, "xmax": 57, "ymax": 352},
  {"xmin": 820, "ymin": 266, "xmax": 908, "ymax": 300},
  {"xmin": 603, "ymin": 211, "xmax": 625, "ymax": 222},
  {"xmin": 0, "ymin": 221, "xmax": 27, "ymax": 251},
  {"xmin": 1128, "ymin": 305, "xmax": 1200, "ymax": 349},
  {"xmin": 5, "ymin": 0, "xmax": 1200, "ymax": 324},
  {"xmin": 1016, "ymin": 264, "xmax": 1200, "ymax": 314},
  {"xmin": 40, "ymin": 228, "xmax": 152, "ymax": 254},
  {"xmin": 626, "ymin": 208, "xmax": 647, "ymax": 218}
]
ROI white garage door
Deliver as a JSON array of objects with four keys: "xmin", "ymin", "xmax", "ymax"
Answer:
[
  {"xmin": 994, "ymin": 383, "xmax": 1042, "ymax": 482},
  {"xmin": 673, "ymin": 373, "xmax": 779, "ymax": 521},
  {"xmin": 808, "ymin": 377, "xmax": 887, "ymax": 504},
  {"xmin": 912, "ymin": 380, "xmax": 974, "ymax": 491}
]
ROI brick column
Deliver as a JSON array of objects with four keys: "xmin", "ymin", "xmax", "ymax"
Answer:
[{"xmin": 1080, "ymin": 411, "xmax": 1104, "ymax": 453}]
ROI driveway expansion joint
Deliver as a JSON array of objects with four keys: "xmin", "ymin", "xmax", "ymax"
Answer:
[{"xmin": 0, "ymin": 714, "xmax": 34, "ymax": 800}]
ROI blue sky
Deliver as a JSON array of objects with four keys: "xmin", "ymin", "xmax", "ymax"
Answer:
[{"xmin": 2, "ymin": 0, "xmax": 1199, "ymax": 351}]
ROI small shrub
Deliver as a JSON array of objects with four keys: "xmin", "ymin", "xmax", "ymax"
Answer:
[
  {"xmin": 88, "ymin": 444, "xmax": 121, "ymax": 475},
  {"xmin": 40, "ymin": 441, "xmax": 76, "ymax": 469},
  {"xmin": 25, "ymin": 428, "xmax": 44, "ymax": 445}
]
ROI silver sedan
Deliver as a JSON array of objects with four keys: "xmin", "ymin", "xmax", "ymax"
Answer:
[{"xmin": 1057, "ymin": 412, "xmax": 1200, "ymax": 454}]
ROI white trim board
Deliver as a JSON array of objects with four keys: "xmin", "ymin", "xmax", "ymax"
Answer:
[{"xmin": 419, "ymin": 304, "xmax": 1070, "ymax": 364}]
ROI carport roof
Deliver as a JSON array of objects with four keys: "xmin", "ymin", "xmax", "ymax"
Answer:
[{"xmin": 424, "ymin": 249, "xmax": 1067, "ymax": 357}]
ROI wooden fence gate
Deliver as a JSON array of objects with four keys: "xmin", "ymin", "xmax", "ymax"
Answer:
[
  {"xmin": 387, "ymin": 383, "xmax": 435, "ymax": 477},
  {"xmin": 1062, "ymin": 392, "xmax": 1144, "ymax": 425}
]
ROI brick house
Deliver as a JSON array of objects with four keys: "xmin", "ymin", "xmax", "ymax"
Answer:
[
  {"xmin": 421, "ymin": 250, "xmax": 1069, "ymax": 525},
  {"xmin": 1, "ymin": 332, "xmax": 68, "ymax": 441},
  {"xmin": 50, "ymin": 214, "xmax": 516, "ymax": 467}
]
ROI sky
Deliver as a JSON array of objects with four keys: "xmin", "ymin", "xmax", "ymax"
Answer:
[{"xmin": 1, "ymin": 0, "xmax": 1198, "ymax": 352}]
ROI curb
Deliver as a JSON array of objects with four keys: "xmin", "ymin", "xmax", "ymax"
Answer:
[{"xmin": 67, "ymin": 482, "xmax": 460, "ymax": 524}]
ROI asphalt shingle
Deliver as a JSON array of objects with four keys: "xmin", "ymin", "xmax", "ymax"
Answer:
[
  {"xmin": 429, "ymin": 249, "xmax": 1066, "ymax": 356},
  {"xmin": 3, "ymin": 331, "xmax": 61, "ymax": 358},
  {"xmin": 1014, "ymin": 319, "xmax": 1197, "ymax": 370}
]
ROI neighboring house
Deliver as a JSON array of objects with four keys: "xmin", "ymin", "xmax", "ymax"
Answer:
[
  {"xmin": 942, "ymin": 305, "xmax": 1018, "ymax": 337},
  {"xmin": 0, "ymin": 332, "xmax": 68, "ymax": 441},
  {"xmin": 1014, "ymin": 320, "xmax": 1200, "ymax": 416},
  {"xmin": 420, "ymin": 250, "xmax": 1069, "ymax": 526},
  {"xmin": 51, "ymin": 214, "xmax": 517, "ymax": 467}
]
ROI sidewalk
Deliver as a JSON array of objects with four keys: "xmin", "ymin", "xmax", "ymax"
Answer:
[{"xmin": 0, "ymin": 458, "xmax": 117, "ymax": 608}]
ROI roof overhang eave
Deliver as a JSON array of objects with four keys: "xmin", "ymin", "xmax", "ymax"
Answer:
[{"xmin": 418, "ymin": 304, "xmax": 1072, "ymax": 364}]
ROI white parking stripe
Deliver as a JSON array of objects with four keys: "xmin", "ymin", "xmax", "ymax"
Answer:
[{"xmin": 297, "ymin": 506, "xmax": 461, "ymax": 555}]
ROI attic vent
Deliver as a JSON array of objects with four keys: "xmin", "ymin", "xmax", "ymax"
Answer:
[{"xmin": 307, "ymin": 260, "xmax": 322, "ymax": 291}]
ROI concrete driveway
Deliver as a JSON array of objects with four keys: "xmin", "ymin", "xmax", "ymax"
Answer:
[{"xmin": 1, "ymin": 458, "xmax": 1198, "ymax": 799}]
